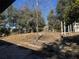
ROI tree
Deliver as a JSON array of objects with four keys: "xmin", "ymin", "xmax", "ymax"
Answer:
[
  {"xmin": 32, "ymin": 9, "xmax": 45, "ymax": 32},
  {"xmin": 17, "ymin": 6, "xmax": 32, "ymax": 29},
  {"xmin": 56, "ymin": 0, "xmax": 77, "ymax": 33},
  {"xmin": 0, "ymin": 14, "xmax": 5, "ymax": 24},
  {"xmin": 2, "ymin": 5, "xmax": 19, "ymax": 29},
  {"xmin": 7, "ymin": 5, "xmax": 18, "ymax": 23},
  {"xmin": 62, "ymin": 0, "xmax": 79, "ymax": 32},
  {"xmin": 56, "ymin": 0, "xmax": 74, "ymax": 21},
  {"xmin": 64, "ymin": 0, "xmax": 79, "ymax": 24},
  {"xmin": 48, "ymin": 10, "xmax": 61, "ymax": 32},
  {"xmin": 17, "ymin": 6, "xmax": 45, "ymax": 32},
  {"xmin": 27, "ymin": 16, "xmax": 36, "ymax": 32},
  {"xmin": 56, "ymin": 0, "xmax": 68, "ymax": 33}
]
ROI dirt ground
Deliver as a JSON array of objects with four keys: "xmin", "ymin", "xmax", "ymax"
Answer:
[{"xmin": 1, "ymin": 32, "xmax": 79, "ymax": 50}]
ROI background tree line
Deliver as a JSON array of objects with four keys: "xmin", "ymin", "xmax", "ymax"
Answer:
[
  {"xmin": 0, "ymin": 3, "xmax": 61, "ymax": 33},
  {"xmin": 0, "ymin": 5, "xmax": 46, "ymax": 33},
  {"xmin": 1, "ymin": 0, "xmax": 79, "ymax": 34}
]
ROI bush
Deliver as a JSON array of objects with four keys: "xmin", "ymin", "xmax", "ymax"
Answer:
[{"xmin": 0, "ymin": 27, "xmax": 10, "ymax": 36}]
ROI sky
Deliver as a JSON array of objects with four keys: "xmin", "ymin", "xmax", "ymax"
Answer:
[{"xmin": 13, "ymin": 0, "xmax": 57, "ymax": 23}]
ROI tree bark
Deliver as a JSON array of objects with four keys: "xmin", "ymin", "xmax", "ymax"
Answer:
[
  {"xmin": 70, "ymin": 24, "xmax": 72, "ymax": 32},
  {"xmin": 68, "ymin": 25, "xmax": 70, "ymax": 32},
  {"xmin": 61, "ymin": 21, "xmax": 63, "ymax": 35},
  {"xmin": 64, "ymin": 21, "xmax": 66, "ymax": 36}
]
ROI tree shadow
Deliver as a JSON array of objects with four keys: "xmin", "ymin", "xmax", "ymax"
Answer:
[
  {"xmin": 36, "ymin": 35, "xmax": 79, "ymax": 59},
  {"xmin": 0, "ymin": 40, "xmax": 44, "ymax": 59},
  {"xmin": 61, "ymin": 35, "xmax": 79, "ymax": 45}
]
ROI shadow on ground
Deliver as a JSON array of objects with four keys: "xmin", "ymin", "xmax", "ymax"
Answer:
[
  {"xmin": 0, "ymin": 35, "xmax": 79, "ymax": 59},
  {"xmin": 0, "ymin": 40, "xmax": 45, "ymax": 59}
]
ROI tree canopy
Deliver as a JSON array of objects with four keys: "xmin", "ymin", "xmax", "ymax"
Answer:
[{"xmin": 57, "ymin": 0, "xmax": 79, "ymax": 25}]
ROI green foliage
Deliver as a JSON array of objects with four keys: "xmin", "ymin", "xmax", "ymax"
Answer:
[
  {"xmin": 17, "ymin": 7, "xmax": 32, "ymax": 28},
  {"xmin": 48, "ymin": 10, "xmax": 61, "ymax": 31},
  {"xmin": 1, "ymin": 5, "xmax": 45, "ymax": 32},
  {"xmin": 17, "ymin": 7, "xmax": 45, "ymax": 32},
  {"xmin": 56, "ymin": 0, "xmax": 69, "ymax": 21},
  {"xmin": 5, "ymin": 5, "xmax": 18, "ymax": 24},
  {"xmin": 0, "ymin": 14, "xmax": 5, "ymax": 24},
  {"xmin": 64, "ymin": 0, "xmax": 79, "ymax": 25},
  {"xmin": 57, "ymin": 0, "xmax": 79, "ymax": 25},
  {"xmin": 32, "ymin": 10, "xmax": 45, "ymax": 31}
]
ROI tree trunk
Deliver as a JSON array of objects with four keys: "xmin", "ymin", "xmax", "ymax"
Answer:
[
  {"xmin": 70, "ymin": 24, "xmax": 72, "ymax": 32},
  {"xmin": 73, "ymin": 22, "xmax": 75, "ymax": 32},
  {"xmin": 64, "ymin": 21, "xmax": 66, "ymax": 36},
  {"xmin": 61, "ymin": 21, "xmax": 63, "ymax": 35},
  {"xmin": 68, "ymin": 25, "xmax": 70, "ymax": 32}
]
